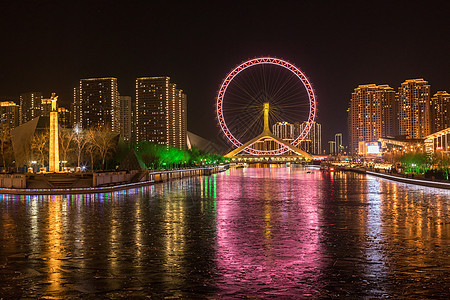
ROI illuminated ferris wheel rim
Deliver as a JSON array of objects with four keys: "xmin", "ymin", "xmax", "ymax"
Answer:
[{"xmin": 216, "ymin": 56, "xmax": 317, "ymax": 155}]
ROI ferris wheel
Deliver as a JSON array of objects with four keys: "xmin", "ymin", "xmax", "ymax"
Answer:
[{"xmin": 216, "ymin": 57, "xmax": 317, "ymax": 156}]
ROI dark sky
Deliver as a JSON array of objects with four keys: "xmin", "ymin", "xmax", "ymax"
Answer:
[{"xmin": 1, "ymin": 0, "xmax": 449, "ymax": 145}]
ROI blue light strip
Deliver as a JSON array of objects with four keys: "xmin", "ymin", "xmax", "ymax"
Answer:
[
  {"xmin": 366, "ymin": 171, "xmax": 450, "ymax": 189},
  {"xmin": 0, "ymin": 164, "xmax": 229, "ymax": 195}
]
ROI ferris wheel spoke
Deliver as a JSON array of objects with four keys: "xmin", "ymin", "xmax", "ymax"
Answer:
[
  {"xmin": 272, "ymin": 86, "xmax": 307, "ymax": 102},
  {"xmin": 262, "ymin": 64, "xmax": 269, "ymax": 100},
  {"xmin": 269, "ymin": 72, "xmax": 298, "ymax": 101},
  {"xmin": 225, "ymin": 90, "xmax": 265, "ymax": 106},
  {"xmin": 229, "ymin": 113, "xmax": 263, "ymax": 142},
  {"xmin": 229, "ymin": 79, "xmax": 262, "ymax": 104},
  {"xmin": 265, "ymin": 63, "xmax": 284, "ymax": 97},
  {"xmin": 236, "ymin": 117, "xmax": 263, "ymax": 142}
]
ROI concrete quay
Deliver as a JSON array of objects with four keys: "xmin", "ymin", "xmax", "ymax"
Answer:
[
  {"xmin": 0, "ymin": 165, "xmax": 228, "ymax": 195},
  {"xmin": 335, "ymin": 166, "xmax": 450, "ymax": 190}
]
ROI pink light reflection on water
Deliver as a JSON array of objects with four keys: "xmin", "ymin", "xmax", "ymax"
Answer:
[{"xmin": 215, "ymin": 167, "xmax": 324, "ymax": 297}]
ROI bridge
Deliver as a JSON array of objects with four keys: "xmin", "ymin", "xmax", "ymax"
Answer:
[{"xmin": 224, "ymin": 103, "xmax": 313, "ymax": 163}]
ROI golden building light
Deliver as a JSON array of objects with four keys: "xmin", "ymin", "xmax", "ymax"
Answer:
[
  {"xmin": 135, "ymin": 77, "xmax": 187, "ymax": 149},
  {"xmin": 398, "ymin": 78, "xmax": 431, "ymax": 139},
  {"xmin": 0, "ymin": 101, "xmax": 20, "ymax": 129},
  {"xmin": 431, "ymin": 91, "xmax": 450, "ymax": 133},
  {"xmin": 78, "ymin": 77, "xmax": 119, "ymax": 131},
  {"xmin": 348, "ymin": 84, "xmax": 396, "ymax": 154}
]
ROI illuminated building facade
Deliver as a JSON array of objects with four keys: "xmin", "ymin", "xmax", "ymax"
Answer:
[
  {"xmin": 0, "ymin": 101, "xmax": 20, "ymax": 129},
  {"xmin": 335, "ymin": 133, "xmax": 343, "ymax": 154},
  {"xmin": 424, "ymin": 127, "xmax": 450, "ymax": 153},
  {"xmin": 272, "ymin": 121, "xmax": 294, "ymax": 141},
  {"xmin": 41, "ymin": 97, "xmax": 53, "ymax": 117},
  {"xmin": 328, "ymin": 141, "xmax": 336, "ymax": 155},
  {"xmin": 348, "ymin": 84, "xmax": 396, "ymax": 154},
  {"xmin": 71, "ymin": 87, "xmax": 81, "ymax": 128},
  {"xmin": 171, "ymin": 85, "xmax": 187, "ymax": 149},
  {"xmin": 398, "ymin": 78, "xmax": 431, "ymax": 139},
  {"xmin": 431, "ymin": 91, "xmax": 450, "ymax": 133},
  {"xmin": 58, "ymin": 107, "xmax": 71, "ymax": 128},
  {"xmin": 78, "ymin": 78, "xmax": 119, "ymax": 131},
  {"xmin": 119, "ymin": 95, "xmax": 132, "ymax": 141},
  {"xmin": 296, "ymin": 121, "xmax": 322, "ymax": 154},
  {"xmin": 19, "ymin": 92, "xmax": 42, "ymax": 124},
  {"xmin": 136, "ymin": 77, "xmax": 187, "ymax": 149}
]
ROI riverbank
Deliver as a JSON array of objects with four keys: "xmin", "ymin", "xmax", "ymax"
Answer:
[
  {"xmin": 337, "ymin": 166, "xmax": 450, "ymax": 190},
  {"xmin": 0, "ymin": 165, "xmax": 228, "ymax": 195}
]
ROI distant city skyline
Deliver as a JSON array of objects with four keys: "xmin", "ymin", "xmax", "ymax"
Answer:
[
  {"xmin": 0, "ymin": 2, "xmax": 448, "ymax": 145},
  {"xmin": 3, "ymin": 74, "xmax": 448, "ymax": 154}
]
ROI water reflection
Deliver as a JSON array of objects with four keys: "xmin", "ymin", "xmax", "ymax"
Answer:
[
  {"xmin": 162, "ymin": 181, "xmax": 187, "ymax": 295},
  {"xmin": 0, "ymin": 168, "xmax": 448, "ymax": 298},
  {"xmin": 215, "ymin": 168, "xmax": 323, "ymax": 297},
  {"xmin": 45, "ymin": 196, "xmax": 64, "ymax": 292}
]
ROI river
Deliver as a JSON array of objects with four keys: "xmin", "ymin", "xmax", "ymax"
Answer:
[{"xmin": 0, "ymin": 167, "xmax": 449, "ymax": 298}]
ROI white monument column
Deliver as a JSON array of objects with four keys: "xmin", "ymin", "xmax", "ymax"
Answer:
[{"xmin": 49, "ymin": 93, "xmax": 59, "ymax": 172}]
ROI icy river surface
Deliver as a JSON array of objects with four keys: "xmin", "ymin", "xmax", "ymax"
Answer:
[{"xmin": 0, "ymin": 167, "xmax": 449, "ymax": 298}]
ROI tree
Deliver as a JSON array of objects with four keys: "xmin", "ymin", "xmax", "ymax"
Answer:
[
  {"xmin": 85, "ymin": 132, "xmax": 97, "ymax": 170},
  {"xmin": 399, "ymin": 152, "xmax": 429, "ymax": 174},
  {"xmin": 59, "ymin": 128, "xmax": 74, "ymax": 168},
  {"xmin": 134, "ymin": 141, "xmax": 159, "ymax": 169},
  {"xmin": 133, "ymin": 141, "xmax": 226, "ymax": 170},
  {"xmin": 87, "ymin": 125, "xmax": 117, "ymax": 170},
  {"xmin": 0, "ymin": 124, "xmax": 11, "ymax": 168},
  {"xmin": 432, "ymin": 151, "xmax": 450, "ymax": 180},
  {"xmin": 73, "ymin": 125, "xmax": 88, "ymax": 168},
  {"xmin": 31, "ymin": 131, "xmax": 49, "ymax": 168}
]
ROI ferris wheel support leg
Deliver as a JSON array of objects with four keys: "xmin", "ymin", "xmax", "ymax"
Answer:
[
  {"xmin": 224, "ymin": 135, "xmax": 264, "ymax": 158},
  {"xmin": 224, "ymin": 133, "xmax": 313, "ymax": 160},
  {"xmin": 268, "ymin": 134, "xmax": 313, "ymax": 160}
]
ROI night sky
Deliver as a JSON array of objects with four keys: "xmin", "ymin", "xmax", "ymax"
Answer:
[{"xmin": 1, "ymin": 0, "xmax": 449, "ymax": 146}]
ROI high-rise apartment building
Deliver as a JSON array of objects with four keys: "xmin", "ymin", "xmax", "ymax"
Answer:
[
  {"xmin": 19, "ymin": 92, "xmax": 42, "ymax": 124},
  {"xmin": 0, "ymin": 101, "xmax": 20, "ymax": 129},
  {"xmin": 119, "ymin": 95, "xmax": 132, "ymax": 141},
  {"xmin": 398, "ymin": 78, "xmax": 431, "ymax": 139},
  {"xmin": 78, "ymin": 78, "xmax": 119, "ymax": 131},
  {"xmin": 431, "ymin": 91, "xmax": 450, "ymax": 133},
  {"xmin": 347, "ymin": 84, "xmax": 396, "ymax": 153},
  {"xmin": 328, "ymin": 141, "xmax": 336, "ymax": 155},
  {"xmin": 296, "ymin": 121, "xmax": 322, "ymax": 154},
  {"xmin": 71, "ymin": 87, "xmax": 81, "ymax": 128},
  {"xmin": 135, "ymin": 77, "xmax": 187, "ymax": 149},
  {"xmin": 178, "ymin": 89, "xmax": 187, "ymax": 149},
  {"xmin": 41, "ymin": 97, "xmax": 53, "ymax": 117},
  {"xmin": 335, "ymin": 133, "xmax": 343, "ymax": 154},
  {"xmin": 58, "ymin": 107, "xmax": 71, "ymax": 128},
  {"xmin": 273, "ymin": 121, "xmax": 294, "ymax": 141}
]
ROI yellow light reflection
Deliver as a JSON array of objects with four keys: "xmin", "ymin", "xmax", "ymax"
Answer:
[
  {"xmin": 45, "ymin": 195, "xmax": 63, "ymax": 293},
  {"xmin": 163, "ymin": 186, "xmax": 186, "ymax": 293}
]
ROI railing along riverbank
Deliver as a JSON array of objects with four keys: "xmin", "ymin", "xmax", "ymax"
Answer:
[
  {"xmin": 0, "ymin": 165, "xmax": 229, "ymax": 195},
  {"xmin": 333, "ymin": 165, "xmax": 450, "ymax": 190}
]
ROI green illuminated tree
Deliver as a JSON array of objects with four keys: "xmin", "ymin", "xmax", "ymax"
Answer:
[
  {"xmin": 399, "ymin": 152, "xmax": 430, "ymax": 174},
  {"xmin": 134, "ymin": 141, "xmax": 225, "ymax": 170},
  {"xmin": 432, "ymin": 151, "xmax": 450, "ymax": 180}
]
